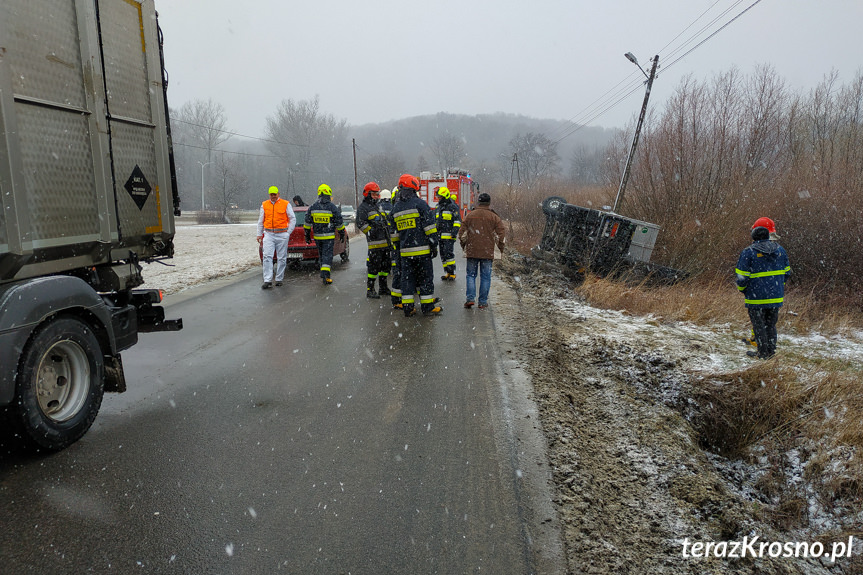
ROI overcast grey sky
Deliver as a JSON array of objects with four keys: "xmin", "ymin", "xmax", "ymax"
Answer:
[{"xmin": 157, "ymin": 0, "xmax": 863, "ymax": 139}]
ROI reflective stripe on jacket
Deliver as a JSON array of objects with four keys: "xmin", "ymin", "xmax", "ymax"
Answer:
[
  {"xmin": 357, "ymin": 197, "xmax": 390, "ymax": 249},
  {"xmin": 435, "ymin": 197, "xmax": 462, "ymax": 240},
  {"xmin": 391, "ymin": 194, "xmax": 437, "ymax": 258},
  {"xmin": 303, "ymin": 197, "xmax": 345, "ymax": 240},
  {"xmin": 735, "ymin": 240, "xmax": 790, "ymax": 307}
]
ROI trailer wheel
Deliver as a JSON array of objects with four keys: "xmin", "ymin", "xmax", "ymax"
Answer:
[
  {"xmin": 12, "ymin": 317, "xmax": 105, "ymax": 451},
  {"xmin": 541, "ymin": 196, "xmax": 567, "ymax": 216}
]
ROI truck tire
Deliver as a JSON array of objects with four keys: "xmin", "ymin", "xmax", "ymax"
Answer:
[
  {"xmin": 11, "ymin": 316, "xmax": 105, "ymax": 451},
  {"xmin": 541, "ymin": 196, "xmax": 567, "ymax": 216}
]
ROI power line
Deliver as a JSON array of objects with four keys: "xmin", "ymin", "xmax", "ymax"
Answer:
[
  {"xmin": 171, "ymin": 118, "xmax": 308, "ymax": 148},
  {"xmin": 663, "ymin": 0, "xmax": 763, "ymax": 72},
  {"xmin": 173, "ymin": 141, "xmax": 283, "ymax": 159},
  {"xmin": 551, "ymin": 0, "xmax": 762, "ymax": 144}
]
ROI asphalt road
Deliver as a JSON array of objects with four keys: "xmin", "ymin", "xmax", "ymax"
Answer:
[{"xmin": 0, "ymin": 238, "xmax": 562, "ymax": 574}]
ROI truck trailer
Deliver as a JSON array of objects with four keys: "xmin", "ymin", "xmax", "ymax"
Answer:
[{"xmin": 0, "ymin": 0, "xmax": 181, "ymax": 451}]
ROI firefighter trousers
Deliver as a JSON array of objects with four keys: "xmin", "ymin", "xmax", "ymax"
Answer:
[
  {"xmin": 316, "ymin": 239, "xmax": 334, "ymax": 279},
  {"xmin": 390, "ymin": 249, "xmax": 402, "ymax": 305},
  {"xmin": 366, "ymin": 246, "xmax": 391, "ymax": 279},
  {"xmin": 748, "ymin": 306, "xmax": 779, "ymax": 358},
  {"xmin": 439, "ymin": 239, "xmax": 456, "ymax": 275},
  {"xmin": 400, "ymin": 255, "xmax": 436, "ymax": 314}
]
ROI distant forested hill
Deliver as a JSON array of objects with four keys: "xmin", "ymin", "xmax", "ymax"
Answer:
[{"xmin": 350, "ymin": 112, "xmax": 616, "ymax": 182}]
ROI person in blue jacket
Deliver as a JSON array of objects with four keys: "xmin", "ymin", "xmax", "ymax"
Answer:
[{"xmin": 735, "ymin": 217, "xmax": 791, "ymax": 359}]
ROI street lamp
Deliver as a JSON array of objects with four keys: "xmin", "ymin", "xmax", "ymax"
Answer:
[
  {"xmin": 613, "ymin": 53, "xmax": 659, "ymax": 213},
  {"xmin": 625, "ymin": 52, "xmax": 650, "ymax": 80},
  {"xmin": 197, "ymin": 161, "xmax": 211, "ymax": 212}
]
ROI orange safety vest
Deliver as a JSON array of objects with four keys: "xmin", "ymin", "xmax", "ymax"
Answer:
[{"xmin": 261, "ymin": 198, "xmax": 291, "ymax": 231}]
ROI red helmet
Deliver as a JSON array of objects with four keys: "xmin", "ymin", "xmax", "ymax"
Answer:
[
  {"xmin": 751, "ymin": 217, "xmax": 776, "ymax": 233},
  {"xmin": 362, "ymin": 181, "xmax": 380, "ymax": 197},
  {"xmin": 398, "ymin": 173, "xmax": 420, "ymax": 191}
]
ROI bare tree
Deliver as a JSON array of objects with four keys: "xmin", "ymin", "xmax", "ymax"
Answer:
[
  {"xmin": 210, "ymin": 152, "xmax": 248, "ymax": 222},
  {"xmin": 362, "ymin": 151, "xmax": 407, "ymax": 191},
  {"xmin": 416, "ymin": 154, "xmax": 431, "ymax": 175},
  {"xmin": 430, "ymin": 133, "xmax": 466, "ymax": 173},
  {"xmin": 569, "ymin": 145, "xmax": 606, "ymax": 186},
  {"xmin": 265, "ymin": 95, "xmax": 350, "ymax": 196},
  {"xmin": 505, "ymin": 132, "xmax": 561, "ymax": 186},
  {"xmin": 172, "ymin": 99, "xmax": 232, "ymax": 210}
]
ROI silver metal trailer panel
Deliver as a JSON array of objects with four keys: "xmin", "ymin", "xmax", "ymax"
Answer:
[{"xmin": 0, "ymin": 0, "xmax": 176, "ymax": 284}]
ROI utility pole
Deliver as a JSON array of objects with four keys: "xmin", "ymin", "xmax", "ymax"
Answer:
[
  {"xmin": 510, "ymin": 153, "xmax": 520, "ymax": 186},
  {"xmin": 352, "ymin": 138, "xmax": 359, "ymax": 210},
  {"xmin": 197, "ymin": 160, "xmax": 212, "ymax": 211},
  {"xmin": 613, "ymin": 54, "xmax": 659, "ymax": 213}
]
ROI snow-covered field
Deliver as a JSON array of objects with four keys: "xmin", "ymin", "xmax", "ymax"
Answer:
[{"xmin": 141, "ymin": 223, "xmax": 261, "ymax": 295}]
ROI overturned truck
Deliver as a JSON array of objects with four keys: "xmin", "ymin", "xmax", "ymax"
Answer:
[{"xmin": 532, "ymin": 197, "xmax": 685, "ymax": 283}]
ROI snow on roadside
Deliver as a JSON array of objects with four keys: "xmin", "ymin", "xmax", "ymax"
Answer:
[{"xmin": 141, "ymin": 223, "xmax": 260, "ymax": 295}]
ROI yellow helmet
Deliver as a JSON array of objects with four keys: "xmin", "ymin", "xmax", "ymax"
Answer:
[
  {"xmin": 268, "ymin": 185, "xmax": 279, "ymax": 195},
  {"xmin": 437, "ymin": 186, "xmax": 450, "ymax": 199},
  {"xmin": 317, "ymin": 183, "xmax": 332, "ymax": 196}
]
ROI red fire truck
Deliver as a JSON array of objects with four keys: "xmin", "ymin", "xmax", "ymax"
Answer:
[{"xmin": 418, "ymin": 169, "xmax": 479, "ymax": 217}]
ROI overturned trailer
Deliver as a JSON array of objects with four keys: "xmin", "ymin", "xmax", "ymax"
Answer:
[{"xmin": 531, "ymin": 196, "xmax": 685, "ymax": 283}]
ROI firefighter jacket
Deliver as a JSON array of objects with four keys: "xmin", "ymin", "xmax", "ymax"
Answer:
[
  {"xmin": 378, "ymin": 199, "xmax": 393, "ymax": 214},
  {"xmin": 391, "ymin": 193, "xmax": 437, "ymax": 258},
  {"xmin": 357, "ymin": 196, "xmax": 390, "ymax": 250},
  {"xmin": 458, "ymin": 205, "xmax": 506, "ymax": 260},
  {"xmin": 735, "ymin": 240, "xmax": 791, "ymax": 307},
  {"xmin": 434, "ymin": 197, "xmax": 461, "ymax": 240},
  {"xmin": 257, "ymin": 198, "xmax": 296, "ymax": 235},
  {"xmin": 303, "ymin": 196, "xmax": 345, "ymax": 240}
]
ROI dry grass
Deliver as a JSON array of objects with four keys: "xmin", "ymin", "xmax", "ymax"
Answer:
[
  {"xmin": 574, "ymin": 274, "xmax": 747, "ymax": 326},
  {"xmin": 563, "ymin": 270, "xmax": 863, "ymax": 529},
  {"xmin": 569, "ymin": 272, "xmax": 863, "ymax": 339},
  {"xmin": 692, "ymin": 359, "xmax": 863, "ymax": 526}
]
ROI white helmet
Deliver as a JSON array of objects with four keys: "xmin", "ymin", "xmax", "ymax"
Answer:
[{"xmin": 379, "ymin": 189, "xmax": 391, "ymax": 200}]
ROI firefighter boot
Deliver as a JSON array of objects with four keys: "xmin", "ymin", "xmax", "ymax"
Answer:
[
  {"xmin": 378, "ymin": 276, "xmax": 389, "ymax": 296},
  {"xmin": 403, "ymin": 304, "xmax": 416, "ymax": 317},
  {"xmin": 367, "ymin": 278, "xmax": 380, "ymax": 299}
]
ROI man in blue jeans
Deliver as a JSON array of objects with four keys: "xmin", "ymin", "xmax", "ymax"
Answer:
[{"xmin": 457, "ymin": 193, "xmax": 506, "ymax": 309}]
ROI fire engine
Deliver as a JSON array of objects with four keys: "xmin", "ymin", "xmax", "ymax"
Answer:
[{"xmin": 418, "ymin": 169, "xmax": 479, "ymax": 217}]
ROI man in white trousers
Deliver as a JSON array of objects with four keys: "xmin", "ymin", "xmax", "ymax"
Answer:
[{"xmin": 256, "ymin": 186, "xmax": 296, "ymax": 289}]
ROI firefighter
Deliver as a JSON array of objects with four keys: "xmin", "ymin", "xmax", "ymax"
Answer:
[
  {"xmin": 357, "ymin": 181, "xmax": 391, "ymax": 298},
  {"xmin": 304, "ymin": 184, "xmax": 345, "ymax": 285},
  {"xmin": 383, "ymin": 188, "xmax": 403, "ymax": 308},
  {"xmin": 735, "ymin": 217, "xmax": 791, "ymax": 359},
  {"xmin": 391, "ymin": 174, "xmax": 442, "ymax": 317},
  {"xmin": 378, "ymin": 189, "xmax": 393, "ymax": 213},
  {"xmin": 256, "ymin": 185, "xmax": 296, "ymax": 289},
  {"xmin": 377, "ymin": 190, "xmax": 396, "ymax": 299},
  {"xmin": 434, "ymin": 186, "xmax": 461, "ymax": 281}
]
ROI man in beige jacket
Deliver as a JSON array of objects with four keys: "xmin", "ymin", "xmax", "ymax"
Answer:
[{"xmin": 457, "ymin": 193, "xmax": 506, "ymax": 309}]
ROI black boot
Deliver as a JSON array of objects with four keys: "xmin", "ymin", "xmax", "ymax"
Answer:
[
  {"xmin": 367, "ymin": 278, "xmax": 380, "ymax": 298},
  {"xmin": 378, "ymin": 276, "xmax": 389, "ymax": 296}
]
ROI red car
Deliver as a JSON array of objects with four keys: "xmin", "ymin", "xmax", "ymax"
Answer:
[{"xmin": 259, "ymin": 205, "xmax": 350, "ymax": 269}]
